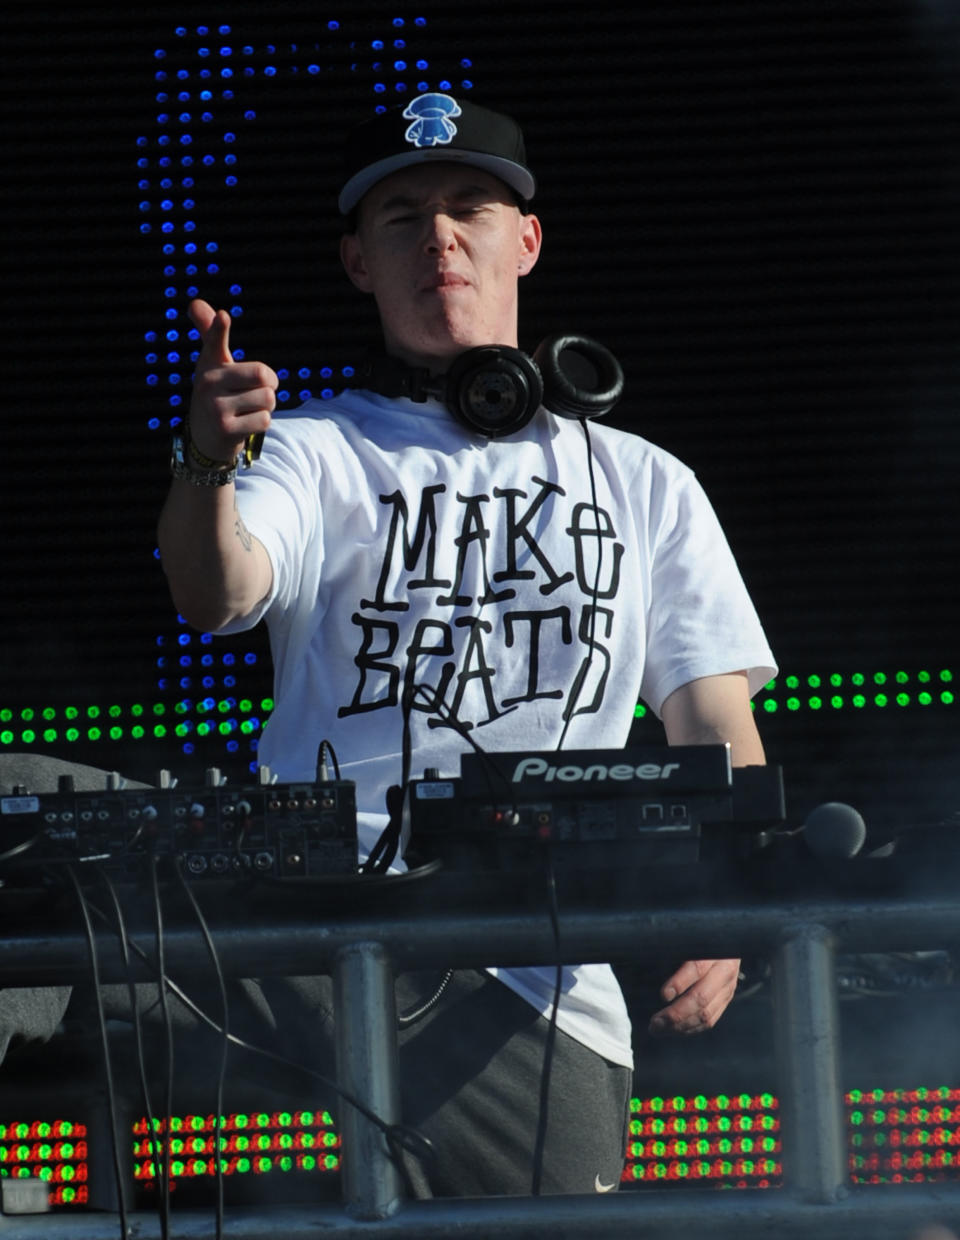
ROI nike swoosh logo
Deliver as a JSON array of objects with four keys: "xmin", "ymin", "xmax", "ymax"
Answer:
[{"xmin": 594, "ymin": 1174, "xmax": 616, "ymax": 1193}]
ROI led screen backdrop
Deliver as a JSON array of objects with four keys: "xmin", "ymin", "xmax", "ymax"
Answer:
[{"xmin": 4, "ymin": 0, "xmax": 959, "ymax": 834}]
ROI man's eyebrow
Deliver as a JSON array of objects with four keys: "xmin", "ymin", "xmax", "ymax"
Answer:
[{"xmin": 376, "ymin": 185, "xmax": 498, "ymax": 213}]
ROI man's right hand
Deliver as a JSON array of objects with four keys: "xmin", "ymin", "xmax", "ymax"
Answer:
[{"xmin": 187, "ymin": 298, "xmax": 279, "ymax": 464}]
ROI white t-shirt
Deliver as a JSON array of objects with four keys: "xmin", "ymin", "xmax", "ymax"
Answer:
[{"xmin": 226, "ymin": 389, "xmax": 777, "ymax": 1068}]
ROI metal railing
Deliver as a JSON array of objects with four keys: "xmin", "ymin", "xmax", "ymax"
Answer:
[{"xmin": 2, "ymin": 855, "xmax": 960, "ymax": 1238}]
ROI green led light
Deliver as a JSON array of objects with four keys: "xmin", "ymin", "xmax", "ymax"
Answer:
[
  {"xmin": 65, "ymin": 706, "xmax": 78, "ymax": 719},
  {"xmin": 0, "ymin": 731, "xmax": 13, "ymax": 744},
  {"xmin": 132, "ymin": 726, "xmax": 145, "ymax": 739},
  {"xmin": 808, "ymin": 697, "xmax": 822, "ymax": 710},
  {"xmin": 0, "ymin": 710, "xmax": 11, "ymax": 722},
  {"xmin": 109, "ymin": 705, "xmax": 122, "ymax": 719},
  {"xmin": 21, "ymin": 708, "xmax": 34, "ymax": 722},
  {"xmin": 43, "ymin": 729, "xmax": 57, "ymax": 743},
  {"xmin": 830, "ymin": 674, "xmax": 843, "ymax": 687},
  {"xmin": 874, "ymin": 672, "xmax": 887, "ymax": 685},
  {"xmin": 240, "ymin": 699, "xmax": 252, "ymax": 713},
  {"xmin": 853, "ymin": 695, "xmax": 865, "ymax": 708},
  {"xmin": 43, "ymin": 708, "xmax": 56, "ymax": 721},
  {"xmin": 896, "ymin": 694, "xmax": 909, "ymax": 707},
  {"xmin": 21, "ymin": 730, "xmax": 36, "ymax": 744},
  {"xmin": 942, "ymin": 670, "xmax": 954, "ymax": 683},
  {"xmin": 763, "ymin": 700, "xmax": 778, "ymax": 713},
  {"xmin": 785, "ymin": 676, "xmax": 799, "ymax": 689},
  {"xmin": 66, "ymin": 729, "xmax": 80, "ymax": 742},
  {"xmin": 875, "ymin": 695, "xmax": 888, "ymax": 708},
  {"xmin": 786, "ymin": 698, "xmax": 800, "ymax": 712},
  {"xmin": 830, "ymin": 696, "xmax": 843, "ymax": 710},
  {"xmin": 852, "ymin": 673, "xmax": 865, "ymax": 686},
  {"xmin": 807, "ymin": 674, "xmax": 821, "ymax": 688},
  {"xmin": 153, "ymin": 725, "xmax": 167, "ymax": 738},
  {"xmin": 198, "ymin": 722, "xmax": 213, "ymax": 737},
  {"xmin": 132, "ymin": 703, "xmax": 144, "ymax": 717},
  {"xmin": 218, "ymin": 700, "xmax": 230, "ymax": 714},
  {"xmin": 943, "ymin": 692, "xmax": 955, "ymax": 705},
  {"xmin": 87, "ymin": 705, "xmax": 100, "ymax": 719},
  {"xmin": 261, "ymin": 698, "xmax": 274, "ymax": 711},
  {"xmin": 110, "ymin": 727, "xmax": 123, "ymax": 740},
  {"xmin": 153, "ymin": 703, "xmax": 166, "ymax": 716},
  {"xmin": 895, "ymin": 671, "xmax": 909, "ymax": 685}
]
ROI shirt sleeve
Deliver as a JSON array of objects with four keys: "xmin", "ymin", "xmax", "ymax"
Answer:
[
  {"xmin": 638, "ymin": 466, "xmax": 777, "ymax": 718},
  {"xmin": 216, "ymin": 415, "xmax": 323, "ymax": 634}
]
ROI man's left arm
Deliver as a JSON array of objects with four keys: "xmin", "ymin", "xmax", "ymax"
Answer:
[{"xmin": 648, "ymin": 670, "xmax": 763, "ymax": 1036}]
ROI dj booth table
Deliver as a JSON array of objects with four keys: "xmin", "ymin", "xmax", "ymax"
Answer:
[{"xmin": 2, "ymin": 845, "xmax": 960, "ymax": 1239}]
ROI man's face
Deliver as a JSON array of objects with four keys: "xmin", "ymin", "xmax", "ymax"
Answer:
[{"xmin": 340, "ymin": 163, "xmax": 542, "ymax": 371}]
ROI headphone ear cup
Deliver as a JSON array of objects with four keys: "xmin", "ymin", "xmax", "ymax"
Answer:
[
  {"xmin": 445, "ymin": 346, "xmax": 544, "ymax": 438},
  {"xmin": 533, "ymin": 333, "xmax": 624, "ymax": 419}
]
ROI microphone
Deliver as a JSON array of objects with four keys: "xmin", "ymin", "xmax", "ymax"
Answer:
[{"xmin": 802, "ymin": 802, "xmax": 867, "ymax": 860}]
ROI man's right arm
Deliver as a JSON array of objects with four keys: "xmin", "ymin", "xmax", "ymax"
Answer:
[{"xmin": 156, "ymin": 299, "xmax": 278, "ymax": 633}]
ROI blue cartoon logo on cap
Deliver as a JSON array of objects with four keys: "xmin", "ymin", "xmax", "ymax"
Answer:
[{"xmin": 403, "ymin": 93, "xmax": 462, "ymax": 149}]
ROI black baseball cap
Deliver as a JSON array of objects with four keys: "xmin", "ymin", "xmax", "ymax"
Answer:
[{"xmin": 338, "ymin": 92, "xmax": 536, "ymax": 216}]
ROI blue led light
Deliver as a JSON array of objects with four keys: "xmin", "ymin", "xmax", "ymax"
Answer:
[
  {"xmin": 146, "ymin": 374, "xmax": 159, "ymax": 386},
  {"xmin": 394, "ymin": 61, "xmax": 406, "ymax": 71},
  {"xmin": 244, "ymin": 654, "xmax": 257, "ymax": 666},
  {"xmin": 298, "ymin": 367, "xmax": 311, "ymax": 379},
  {"xmin": 299, "ymin": 390, "xmax": 312, "ymax": 402},
  {"xmin": 416, "ymin": 59, "xmax": 428, "ymax": 70},
  {"xmin": 265, "ymin": 66, "xmax": 276, "ymax": 77},
  {"xmin": 198, "ymin": 47, "xmax": 210, "ymax": 58},
  {"xmin": 146, "ymin": 352, "xmax": 158, "ymax": 364},
  {"xmin": 372, "ymin": 39, "xmax": 384, "ymax": 49},
  {"xmin": 226, "ymin": 176, "xmax": 238, "ymax": 187},
  {"xmin": 148, "ymin": 417, "xmax": 161, "ymax": 430},
  {"xmin": 220, "ymin": 46, "xmax": 232, "ymax": 56}
]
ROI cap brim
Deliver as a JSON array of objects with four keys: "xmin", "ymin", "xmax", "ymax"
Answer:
[{"xmin": 338, "ymin": 148, "xmax": 536, "ymax": 216}]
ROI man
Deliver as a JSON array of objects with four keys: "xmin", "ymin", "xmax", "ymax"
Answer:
[{"xmin": 157, "ymin": 94, "xmax": 776, "ymax": 1195}]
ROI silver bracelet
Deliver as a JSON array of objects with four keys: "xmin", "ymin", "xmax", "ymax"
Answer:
[{"xmin": 170, "ymin": 432, "xmax": 238, "ymax": 486}]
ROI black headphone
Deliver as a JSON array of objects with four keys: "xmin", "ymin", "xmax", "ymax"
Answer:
[{"xmin": 354, "ymin": 333, "xmax": 625, "ymax": 438}]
